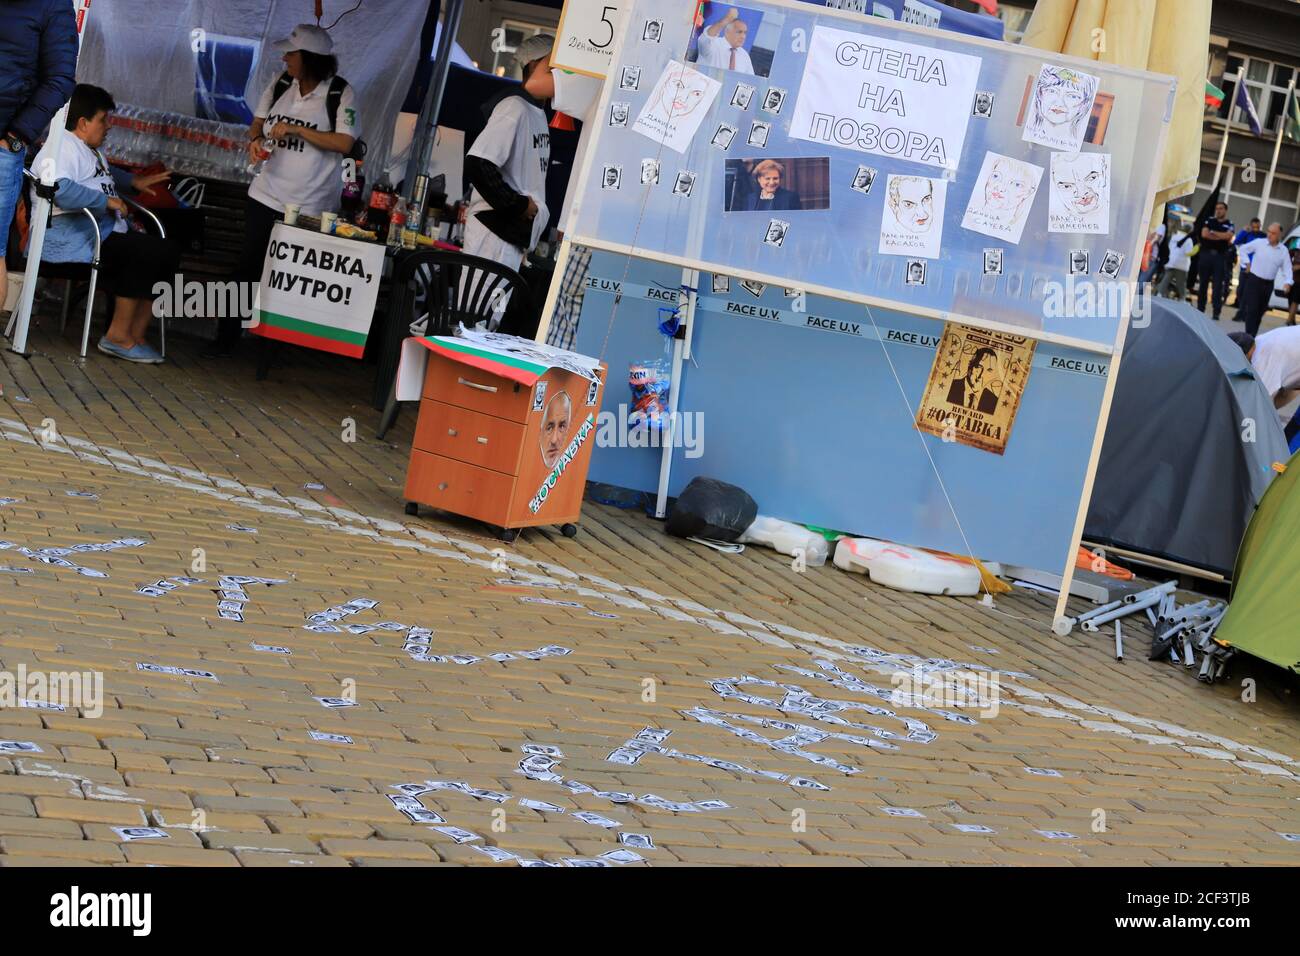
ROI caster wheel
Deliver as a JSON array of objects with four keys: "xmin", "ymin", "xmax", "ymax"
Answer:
[
  {"xmin": 404, "ymin": 502, "xmax": 419, "ymax": 516},
  {"xmin": 560, "ymin": 523, "xmax": 578, "ymax": 538},
  {"xmin": 500, "ymin": 527, "xmax": 520, "ymax": 543}
]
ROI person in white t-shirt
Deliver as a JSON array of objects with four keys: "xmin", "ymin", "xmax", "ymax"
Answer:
[
  {"xmin": 32, "ymin": 85, "xmax": 177, "ymax": 364},
  {"xmin": 462, "ymin": 34, "xmax": 553, "ymax": 277},
  {"xmin": 695, "ymin": 8, "xmax": 755, "ymax": 74},
  {"xmin": 211, "ymin": 24, "xmax": 360, "ymax": 356},
  {"xmin": 1155, "ymin": 229, "xmax": 1192, "ymax": 300},
  {"xmin": 1234, "ymin": 223, "xmax": 1294, "ymax": 338}
]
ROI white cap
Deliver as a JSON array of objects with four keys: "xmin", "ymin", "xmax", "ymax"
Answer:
[
  {"xmin": 273, "ymin": 24, "xmax": 334, "ymax": 56},
  {"xmin": 513, "ymin": 34, "xmax": 555, "ymax": 71}
]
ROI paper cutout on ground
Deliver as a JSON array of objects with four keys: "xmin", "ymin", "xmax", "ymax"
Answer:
[
  {"xmin": 879, "ymin": 175, "xmax": 946, "ymax": 258},
  {"xmin": 633, "ymin": 61, "xmax": 722, "ymax": 154},
  {"xmin": 1021, "ymin": 64, "xmax": 1099, "ymax": 152},
  {"xmin": 961, "ymin": 152, "xmax": 1043, "ymax": 245},
  {"xmin": 1048, "ymin": 152, "xmax": 1110, "ymax": 234}
]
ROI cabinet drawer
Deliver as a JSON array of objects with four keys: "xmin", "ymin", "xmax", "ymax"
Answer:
[
  {"xmin": 413, "ymin": 400, "xmax": 525, "ymax": 475},
  {"xmin": 423, "ymin": 355, "xmax": 531, "ymax": 422},
  {"xmin": 404, "ymin": 450, "xmax": 516, "ymax": 525}
]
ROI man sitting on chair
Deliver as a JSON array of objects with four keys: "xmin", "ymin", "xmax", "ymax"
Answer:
[{"xmin": 30, "ymin": 84, "xmax": 175, "ymax": 363}]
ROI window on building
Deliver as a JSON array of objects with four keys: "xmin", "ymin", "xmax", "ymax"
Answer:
[
  {"xmin": 1216, "ymin": 54, "xmax": 1298, "ymax": 136},
  {"xmin": 1192, "ymin": 162, "xmax": 1300, "ymax": 232}
]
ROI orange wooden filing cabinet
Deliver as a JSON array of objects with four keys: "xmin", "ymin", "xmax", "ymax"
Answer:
[{"xmin": 403, "ymin": 349, "xmax": 607, "ymax": 541}]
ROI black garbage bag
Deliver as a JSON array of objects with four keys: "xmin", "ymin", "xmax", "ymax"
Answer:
[{"xmin": 665, "ymin": 477, "xmax": 757, "ymax": 542}]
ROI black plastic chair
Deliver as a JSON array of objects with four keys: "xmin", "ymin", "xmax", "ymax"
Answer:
[{"xmin": 375, "ymin": 248, "xmax": 532, "ymax": 440}]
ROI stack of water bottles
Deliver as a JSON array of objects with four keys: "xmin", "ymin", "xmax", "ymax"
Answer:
[{"xmin": 105, "ymin": 105, "xmax": 251, "ymax": 182}]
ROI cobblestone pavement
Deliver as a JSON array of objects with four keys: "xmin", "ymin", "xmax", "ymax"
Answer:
[{"xmin": 0, "ymin": 325, "xmax": 1297, "ymax": 867}]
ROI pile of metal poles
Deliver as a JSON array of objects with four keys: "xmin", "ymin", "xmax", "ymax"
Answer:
[{"xmin": 1058, "ymin": 580, "xmax": 1231, "ymax": 681}]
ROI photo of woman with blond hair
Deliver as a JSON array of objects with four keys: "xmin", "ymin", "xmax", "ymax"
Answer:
[{"xmin": 730, "ymin": 159, "xmax": 801, "ymax": 211}]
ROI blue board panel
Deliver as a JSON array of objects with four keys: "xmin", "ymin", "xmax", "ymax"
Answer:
[{"xmin": 574, "ymin": 250, "xmax": 1107, "ymax": 571}]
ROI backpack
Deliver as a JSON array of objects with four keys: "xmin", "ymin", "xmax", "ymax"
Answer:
[{"xmin": 271, "ymin": 72, "xmax": 367, "ymax": 162}]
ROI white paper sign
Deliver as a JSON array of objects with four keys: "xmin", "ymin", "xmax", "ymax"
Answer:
[
  {"xmin": 552, "ymin": 0, "xmax": 629, "ymax": 78},
  {"xmin": 1048, "ymin": 152, "xmax": 1110, "ymax": 234},
  {"xmin": 879, "ymin": 174, "xmax": 946, "ymax": 257},
  {"xmin": 787, "ymin": 24, "xmax": 982, "ymax": 170},
  {"xmin": 1022, "ymin": 64, "xmax": 1099, "ymax": 153},
  {"xmin": 960, "ymin": 151, "xmax": 1043, "ymax": 245},
  {"xmin": 254, "ymin": 224, "xmax": 385, "ymax": 358},
  {"xmin": 633, "ymin": 61, "xmax": 722, "ymax": 154}
]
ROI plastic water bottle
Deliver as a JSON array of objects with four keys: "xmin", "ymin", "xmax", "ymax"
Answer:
[{"xmin": 246, "ymin": 136, "xmax": 275, "ymax": 176}]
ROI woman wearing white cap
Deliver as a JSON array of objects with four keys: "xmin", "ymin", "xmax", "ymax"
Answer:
[{"xmin": 210, "ymin": 23, "xmax": 361, "ymax": 356}]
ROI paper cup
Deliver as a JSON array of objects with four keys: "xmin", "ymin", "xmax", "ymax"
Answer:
[
  {"xmin": 283, "ymin": 203, "xmax": 301, "ymax": 225},
  {"xmin": 320, "ymin": 212, "xmax": 338, "ymax": 234}
]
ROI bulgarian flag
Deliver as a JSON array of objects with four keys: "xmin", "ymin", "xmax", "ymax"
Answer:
[
  {"xmin": 416, "ymin": 335, "xmax": 549, "ymax": 386},
  {"xmin": 1205, "ymin": 80, "xmax": 1224, "ymax": 110}
]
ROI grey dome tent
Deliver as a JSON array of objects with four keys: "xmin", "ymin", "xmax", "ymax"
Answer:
[{"xmin": 1084, "ymin": 296, "xmax": 1288, "ymax": 577}]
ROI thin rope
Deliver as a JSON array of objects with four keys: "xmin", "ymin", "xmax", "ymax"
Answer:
[{"xmin": 861, "ymin": 301, "xmax": 990, "ymax": 600}]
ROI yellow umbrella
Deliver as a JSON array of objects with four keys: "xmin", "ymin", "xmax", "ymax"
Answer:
[{"xmin": 1021, "ymin": 0, "xmax": 1212, "ymax": 207}]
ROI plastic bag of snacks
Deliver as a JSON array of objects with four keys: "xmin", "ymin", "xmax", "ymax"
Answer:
[{"xmin": 628, "ymin": 360, "xmax": 670, "ymax": 429}]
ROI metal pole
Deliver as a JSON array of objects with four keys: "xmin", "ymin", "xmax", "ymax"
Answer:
[
  {"xmin": 8, "ymin": 0, "xmax": 92, "ymax": 356},
  {"xmin": 1257, "ymin": 78, "xmax": 1295, "ymax": 223},
  {"xmin": 403, "ymin": 0, "xmax": 464, "ymax": 204}
]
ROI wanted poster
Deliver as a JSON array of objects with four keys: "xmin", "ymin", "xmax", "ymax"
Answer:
[
  {"xmin": 915, "ymin": 323, "xmax": 1036, "ymax": 455},
  {"xmin": 879, "ymin": 174, "xmax": 946, "ymax": 258},
  {"xmin": 1048, "ymin": 152, "xmax": 1110, "ymax": 234},
  {"xmin": 633, "ymin": 61, "xmax": 722, "ymax": 153},
  {"xmin": 960, "ymin": 152, "xmax": 1043, "ymax": 245}
]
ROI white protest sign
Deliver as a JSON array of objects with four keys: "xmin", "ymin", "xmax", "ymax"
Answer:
[
  {"xmin": 253, "ymin": 224, "xmax": 385, "ymax": 358},
  {"xmin": 788, "ymin": 24, "xmax": 982, "ymax": 170},
  {"xmin": 552, "ymin": 0, "xmax": 629, "ymax": 78}
]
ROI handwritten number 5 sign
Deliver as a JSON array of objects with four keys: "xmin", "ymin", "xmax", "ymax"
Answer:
[{"xmin": 554, "ymin": 0, "xmax": 629, "ymax": 78}]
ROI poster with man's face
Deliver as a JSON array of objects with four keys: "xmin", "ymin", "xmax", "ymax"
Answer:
[
  {"xmin": 540, "ymin": 390, "xmax": 574, "ymax": 469},
  {"xmin": 915, "ymin": 323, "xmax": 1036, "ymax": 455}
]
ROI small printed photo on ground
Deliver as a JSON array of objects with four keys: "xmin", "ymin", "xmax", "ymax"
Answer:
[
  {"xmin": 905, "ymin": 258, "xmax": 928, "ymax": 286},
  {"xmin": 972, "ymin": 91, "xmax": 995, "ymax": 118},
  {"xmin": 747, "ymin": 121, "xmax": 770, "ymax": 148},
  {"xmin": 620, "ymin": 66, "xmax": 641, "ymax": 91},
  {"xmin": 1068, "ymin": 249, "xmax": 1090, "ymax": 276},
  {"xmin": 763, "ymin": 218, "xmax": 790, "ymax": 248},
  {"xmin": 850, "ymin": 164, "xmax": 877, "ymax": 195},
  {"xmin": 686, "ymin": 2, "xmax": 784, "ymax": 79},
  {"xmin": 711, "ymin": 122, "xmax": 738, "ymax": 150},
  {"xmin": 724, "ymin": 157, "xmax": 830, "ymax": 212},
  {"xmin": 761, "ymin": 86, "xmax": 787, "ymax": 114},
  {"xmin": 983, "ymin": 248, "xmax": 1004, "ymax": 276},
  {"xmin": 643, "ymin": 18, "xmax": 663, "ymax": 42},
  {"xmin": 1098, "ymin": 249, "xmax": 1125, "ymax": 279},
  {"xmin": 712, "ymin": 273, "xmax": 731, "ymax": 294},
  {"xmin": 673, "ymin": 170, "xmax": 697, "ymax": 197},
  {"xmin": 601, "ymin": 164, "xmax": 623, "ymax": 189},
  {"xmin": 731, "ymin": 82, "xmax": 755, "ymax": 110},
  {"xmin": 610, "ymin": 102, "xmax": 630, "ymax": 127},
  {"xmin": 640, "ymin": 158, "xmax": 661, "ymax": 185}
]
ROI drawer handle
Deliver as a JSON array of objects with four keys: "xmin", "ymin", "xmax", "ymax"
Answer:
[
  {"xmin": 437, "ymin": 482, "xmax": 449, "ymax": 491},
  {"xmin": 476, "ymin": 436, "xmax": 489, "ymax": 445},
  {"xmin": 447, "ymin": 428, "xmax": 458, "ymax": 437},
  {"xmin": 457, "ymin": 377, "xmax": 498, "ymax": 393}
]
